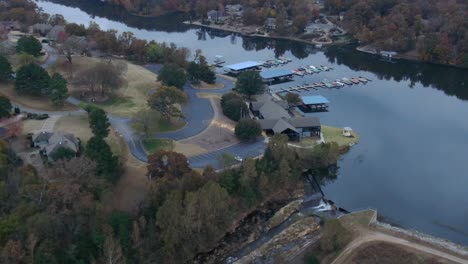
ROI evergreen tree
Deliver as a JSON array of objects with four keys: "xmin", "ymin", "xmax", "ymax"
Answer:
[
  {"xmin": 235, "ymin": 71, "xmax": 265, "ymax": 99},
  {"xmin": 85, "ymin": 136, "xmax": 120, "ymax": 182},
  {"xmin": 48, "ymin": 73, "xmax": 69, "ymax": 107},
  {"xmin": 14, "ymin": 63, "xmax": 50, "ymax": 96},
  {"xmin": 88, "ymin": 108, "xmax": 110, "ymax": 138},
  {"xmin": 16, "ymin": 36, "xmax": 42, "ymax": 57},
  {"xmin": 0, "ymin": 55, "xmax": 13, "ymax": 81},
  {"xmin": 157, "ymin": 64, "xmax": 187, "ymax": 89},
  {"xmin": 0, "ymin": 96, "xmax": 11, "ymax": 119},
  {"xmin": 234, "ymin": 119, "xmax": 262, "ymax": 141}
]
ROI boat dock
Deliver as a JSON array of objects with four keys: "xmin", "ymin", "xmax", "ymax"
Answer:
[{"xmin": 275, "ymin": 76, "xmax": 371, "ymax": 94}]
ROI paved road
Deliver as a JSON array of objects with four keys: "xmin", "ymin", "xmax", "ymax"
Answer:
[
  {"xmin": 146, "ymin": 66, "xmax": 234, "ymax": 140},
  {"xmin": 109, "ymin": 116, "xmax": 148, "ymax": 162},
  {"xmin": 188, "ymin": 138, "xmax": 266, "ymax": 169}
]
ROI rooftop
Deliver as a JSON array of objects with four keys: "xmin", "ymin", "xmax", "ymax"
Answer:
[
  {"xmin": 225, "ymin": 61, "xmax": 261, "ymax": 71},
  {"xmin": 260, "ymin": 69, "xmax": 294, "ymax": 80},
  {"xmin": 300, "ymin": 95, "xmax": 330, "ymax": 105}
]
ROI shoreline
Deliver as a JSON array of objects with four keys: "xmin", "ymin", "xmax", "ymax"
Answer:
[
  {"xmin": 356, "ymin": 46, "xmax": 468, "ymax": 70},
  {"xmin": 189, "ymin": 21, "xmax": 467, "ymax": 69},
  {"xmin": 187, "ymin": 21, "xmax": 350, "ymax": 47}
]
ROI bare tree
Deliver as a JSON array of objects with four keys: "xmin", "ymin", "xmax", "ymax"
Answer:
[
  {"xmin": 49, "ymin": 156, "xmax": 97, "ymax": 183},
  {"xmin": 102, "ymin": 229, "xmax": 126, "ymax": 264},
  {"xmin": 75, "ymin": 60, "xmax": 126, "ymax": 100}
]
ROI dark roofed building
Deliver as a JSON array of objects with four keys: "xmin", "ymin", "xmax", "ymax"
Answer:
[
  {"xmin": 258, "ymin": 117, "xmax": 321, "ymax": 141},
  {"xmin": 250, "ymin": 100, "xmax": 290, "ymax": 119},
  {"xmin": 32, "ymin": 131, "xmax": 79, "ymax": 161}
]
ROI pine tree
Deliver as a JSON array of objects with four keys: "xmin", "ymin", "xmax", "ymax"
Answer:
[
  {"xmin": 0, "ymin": 55, "xmax": 13, "ymax": 81},
  {"xmin": 48, "ymin": 73, "xmax": 69, "ymax": 107},
  {"xmin": 88, "ymin": 108, "xmax": 110, "ymax": 138}
]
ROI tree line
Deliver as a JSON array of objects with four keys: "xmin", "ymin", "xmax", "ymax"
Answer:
[
  {"xmin": 0, "ymin": 132, "xmax": 343, "ymax": 263},
  {"xmin": 326, "ymin": 0, "xmax": 468, "ymax": 67}
]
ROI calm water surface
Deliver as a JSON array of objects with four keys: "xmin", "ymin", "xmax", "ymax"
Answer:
[{"xmin": 37, "ymin": 0, "xmax": 468, "ymax": 245}]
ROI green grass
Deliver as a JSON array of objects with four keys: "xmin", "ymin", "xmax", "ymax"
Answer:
[
  {"xmin": 321, "ymin": 125, "xmax": 359, "ymax": 147},
  {"xmin": 131, "ymin": 117, "xmax": 185, "ymax": 134},
  {"xmin": 100, "ymin": 96, "xmax": 136, "ymax": 108},
  {"xmin": 142, "ymin": 138, "xmax": 173, "ymax": 154}
]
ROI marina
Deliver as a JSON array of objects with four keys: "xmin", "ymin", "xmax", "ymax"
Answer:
[{"xmin": 274, "ymin": 76, "xmax": 372, "ymax": 94}]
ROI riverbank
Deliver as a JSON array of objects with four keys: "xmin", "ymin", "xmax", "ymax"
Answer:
[
  {"xmin": 187, "ymin": 21, "xmax": 351, "ymax": 47},
  {"xmin": 356, "ymin": 45, "xmax": 468, "ymax": 69}
]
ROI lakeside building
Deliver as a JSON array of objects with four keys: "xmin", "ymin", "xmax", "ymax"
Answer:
[
  {"xmin": 207, "ymin": 10, "xmax": 226, "ymax": 23},
  {"xmin": 298, "ymin": 95, "xmax": 329, "ymax": 112},
  {"xmin": 260, "ymin": 69, "xmax": 294, "ymax": 83},
  {"xmin": 258, "ymin": 117, "xmax": 321, "ymax": 141},
  {"xmin": 225, "ymin": 4, "xmax": 243, "ymax": 16}
]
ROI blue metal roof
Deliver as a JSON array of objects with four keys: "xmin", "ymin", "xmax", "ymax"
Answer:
[
  {"xmin": 260, "ymin": 69, "xmax": 294, "ymax": 79},
  {"xmin": 225, "ymin": 61, "xmax": 261, "ymax": 71},
  {"xmin": 300, "ymin": 95, "xmax": 330, "ymax": 105}
]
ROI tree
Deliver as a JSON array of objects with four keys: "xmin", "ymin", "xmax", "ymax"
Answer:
[
  {"xmin": 16, "ymin": 36, "xmax": 42, "ymax": 57},
  {"xmin": 0, "ymin": 96, "xmax": 11, "ymax": 119},
  {"xmin": 88, "ymin": 108, "xmax": 110, "ymax": 138},
  {"xmin": 145, "ymin": 42, "xmax": 163, "ymax": 62},
  {"xmin": 186, "ymin": 52, "xmax": 216, "ymax": 84},
  {"xmin": 65, "ymin": 23, "xmax": 86, "ymax": 36},
  {"xmin": 76, "ymin": 61, "xmax": 126, "ymax": 98},
  {"xmin": 284, "ymin": 92, "xmax": 301, "ymax": 107},
  {"xmin": 0, "ymin": 55, "xmax": 13, "ymax": 81},
  {"xmin": 221, "ymin": 96, "xmax": 248, "ymax": 121},
  {"xmin": 48, "ymin": 73, "xmax": 68, "ymax": 107},
  {"xmin": 146, "ymin": 150, "xmax": 191, "ymax": 180},
  {"xmin": 157, "ymin": 64, "xmax": 187, "ymax": 89},
  {"xmin": 235, "ymin": 71, "xmax": 265, "ymax": 99},
  {"xmin": 85, "ymin": 136, "xmax": 120, "ymax": 182},
  {"xmin": 15, "ymin": 63, "xmax": 50, "ymax": 96},
  {"xmin": 147, "ymin": 86, "xmax": 188, "ymax": 120},
  {"xmin": 235, "ymin": 119, "xmax": 262, "ymax": 141}
]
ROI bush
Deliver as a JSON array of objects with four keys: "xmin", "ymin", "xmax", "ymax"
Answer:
[{"xmin": 235, "ymin": 119, "xmax": 262, "ymax": 141}]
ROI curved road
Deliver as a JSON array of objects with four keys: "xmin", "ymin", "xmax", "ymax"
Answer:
[{"xmin": 23, "ymin": 50, "xmax": 265, "ymax": 167}]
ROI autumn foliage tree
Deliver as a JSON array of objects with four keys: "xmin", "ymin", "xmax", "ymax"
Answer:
[{"xmin": 147, "ymin": 86, "xmax": 188, "ymax": 120}]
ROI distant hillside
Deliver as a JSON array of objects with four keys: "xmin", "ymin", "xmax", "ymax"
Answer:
[{"xmin": 325, "ymin": 0, "xmax": 468, "ymax": 67}]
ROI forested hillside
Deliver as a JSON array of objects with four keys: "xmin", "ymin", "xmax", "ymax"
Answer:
[{"xmin": 325, "ymin": 0, "xmax": 468, "ymax": 67}]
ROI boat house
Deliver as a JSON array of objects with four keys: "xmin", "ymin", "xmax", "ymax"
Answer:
[
  {"xmin": 298, "ymin": 95, "xmax": 329, "ymax": 112},
  {"xmin": 260, "ymin": 69, "xmax": 294, "ymax": 83},
  {"xmin": 258, "ymin": 117, "xmax": 321, "ymax": 141},
  {"xmin": 225, "ymin": 61, "xmax": 261, "ymax": 74}
]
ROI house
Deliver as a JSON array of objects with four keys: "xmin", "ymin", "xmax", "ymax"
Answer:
[
  {"xmin": 207, "ymin": 10, "xmax": 225, "ymax": 23},
  {"xmin": 258, "ymin": 117, "xmax": 321, "ymax": 141},
  {"xmin": 264, "ymin": 18, "xmax": 276, "ymax": 30},
  {"xmin": 225, "ymin": 4, "xmax": 243, "ymax": 16},
  {"xmin": 32, "ymin": 131, "xmax": 80, "ymax": 160},
  {"xmin": 250, "ymin": 100, "xmax": 290, "ymax": 119},
  {"xmin": 47, "ymin": 25, "xmax": 66, "ymax": 42},
  {"xmin": 31, "ymin": 23, "xmax": 53, "ymax": 36}
]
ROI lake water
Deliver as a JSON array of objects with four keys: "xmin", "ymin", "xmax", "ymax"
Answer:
[{"xmin": 36, "ymin": 0, "xmax": 468, "ymax": 245}]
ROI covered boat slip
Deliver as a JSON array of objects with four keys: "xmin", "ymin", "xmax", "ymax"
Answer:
[
  {"xmin": 224, "ymin": 61, "xmax": 262, "ymax": 74},
  {"xmin": 298, "ymin": 95, "xmax": 330, "ymax": 112},
  {"xmin": 260, "ymin": 69, "xmax": 294, "ymax": 83}
]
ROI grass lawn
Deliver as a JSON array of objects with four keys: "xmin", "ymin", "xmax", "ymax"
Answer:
[
  {"xmin": 0, "ymin": 83, "xmax": 79, "ymax": 112},
  {"xmin": 52, "ymin": 56, "xmax": 158, "ymax": 117},
  {"xmin": 197, "ymin": 92, "xmax": 223, "ymax": 99},
  {"xmin": 131, "ymin": 113, "xmax": 185, "ymax": 134},
  {"xmin": 54, "ymin": 115, "xmax": 122, "ymax": 155},
  {"xmin": 321, "ymin": 125, "xmax": 359, "ymax": 147},
  {"xmin": 142, "ymin": 138, "xmax": 173, "ymax": 154}
]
